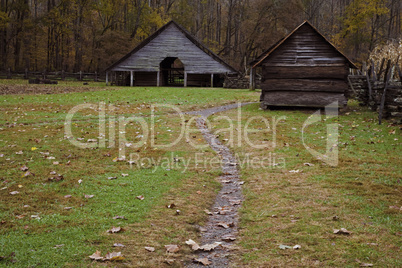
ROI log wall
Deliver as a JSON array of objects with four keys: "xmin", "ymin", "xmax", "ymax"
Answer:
[{"xmin": 260, "ymin": 24, "xmax": 350, "ymax": 108}]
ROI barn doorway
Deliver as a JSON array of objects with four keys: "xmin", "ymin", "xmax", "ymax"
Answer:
[{"xmin": 160, "ymin": 57, "xmax": 185, "ymax": 86}]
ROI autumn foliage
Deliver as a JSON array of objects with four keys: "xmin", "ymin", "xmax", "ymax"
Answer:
[{"xmin": 0, "ymin": 0, "xmax": 400, "ymax": 73}]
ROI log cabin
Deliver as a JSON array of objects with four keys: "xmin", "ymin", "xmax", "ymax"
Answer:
[
  {"xmin": 105, "ymin": 20, "xmax": 236, "ymax": 87},
  {"xmin": 251, "ymin": 20, "xmax": 357, "ymax": 108}
]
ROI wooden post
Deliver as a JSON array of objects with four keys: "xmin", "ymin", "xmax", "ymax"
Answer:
[
  {"xmin": 366, "ymin": 71, "xmax": 372, "ymax": 102},
  {"xmin": 211, "ymin": 73, "xmax": 214, "ymax": 88},
  {"xmin": 184, "ymin": 71, "xmax": 187, "ymax": 87},
  {"xmin": 249, "ymin": 68, "xmax": 255, "ymax": 90},
  {"xmin": 130, "ymin": 71, "xmax": 134, "ymax": 87},
  {"xmin": 371, "ymin": 60, "xmax": 377, "ymax": 82},
  {"xmin": 347, "ymin": 76, "xmax": 357, "ymax": 95},
  {"xmin": 383, "ymin": 59, "xmax": 391, "ymax": 82},
  {"xmin": 157, "ymin": 70, "xmax": 160, "ymax": 87},
  {"xmin": 79, "ymin": 71, "xmax": 83, "ymax": 81},
  {"xmin": 396, "ymin": 64, "xmax": 402, "ymax": 83},
  {"xmin": 379, "ymin": 65, "xmax": 393, "ymax": 125},
  {"xmin": 106, "ymin": 71, "xmax": 109, "ymax": 86}
]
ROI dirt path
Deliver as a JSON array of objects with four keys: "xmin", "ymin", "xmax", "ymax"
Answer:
[{"xmin": 186, "ymin": 103, "xmax": 253, "ymax": 267}]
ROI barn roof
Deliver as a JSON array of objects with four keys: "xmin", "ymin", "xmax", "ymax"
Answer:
[
  {"xmin": 251, "ymin": 20, "xmax": 357, "ymax": 69},
  {"xmin": 106, "ymin": 20, "xmax": 237, "ymax": 74}
]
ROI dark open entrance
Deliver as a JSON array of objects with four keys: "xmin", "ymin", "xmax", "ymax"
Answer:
[{"xmin": 160, "ymin": 57, "xmax": 184, "ymax": 86}]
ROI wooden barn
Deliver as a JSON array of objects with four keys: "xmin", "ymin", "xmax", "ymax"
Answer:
[
  {"xmin": 105, "ymin": 20, "xmax": 236, "ymax": 87},
  {"xmin": 251, "ymin": 20, "xmax": 357, "ymax": 108}
]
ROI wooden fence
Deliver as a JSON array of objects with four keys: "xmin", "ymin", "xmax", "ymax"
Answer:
[
  {"xmin": 348, "ymin": 59, "xmax": 402, "ymax": 124},
  {"xmin": 0, "ymin": 69, "xmax": 103, "ymax": 82}
]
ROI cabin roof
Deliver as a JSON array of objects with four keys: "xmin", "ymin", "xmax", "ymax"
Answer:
[
  {"xmin": 251, "ymin": 20, "xmax": 357, "ymax": 69},
  {"xmin": 105, "ymin": 20, "xmax": 237, "ymax": 73}
]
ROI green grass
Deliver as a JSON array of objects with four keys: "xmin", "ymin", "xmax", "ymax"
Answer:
[
  {"xmin": 0, "ymin": 82, "xmax": 258, "ymax": 266},
  {"xmin": 209, "ymin": 102, "xmax": 401, "ymax": 267}
]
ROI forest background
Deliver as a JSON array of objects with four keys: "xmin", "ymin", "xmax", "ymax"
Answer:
[{"xmin": 0, "ymin": 0, "xmax": 401, "ymax": 74}]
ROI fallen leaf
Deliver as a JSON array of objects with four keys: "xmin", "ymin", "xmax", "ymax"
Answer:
[
  {"xmin": 64, "ymin": 195, "xmax": 72, "ymax": 198},
  {"xmin": 167, "ymin": 203, "xmax": 176, "ymax": 209},
  {"xmin": 64, "ymin": 207, "xmax": 73, "ymax": 210},
  {"xmin": 107, "ymin": 226, "xmax": 123, "ymax": 233},
  {"xmin": 113, "ymin": 215, "xmax": 126, "ymax": 220},
  {"xmin": 303, "ymin": 163, "xmax": 314, "ymax": 166},
  {"xmin": 144, "ymin": 246, "xmax": 155, "ymax": 252},
  {"xmin": 164, "ymin": 258, "xmax": 175, "ymax": 265},
  {"xmin": 332, "ymin": 215, "xmax": 340, "ymax": 221},
  {"xmin": 31, "ymin": 215, "xmax": 40, "ymax": 219},
  {"xmin": 200, "ymin": 242, "xmax": 222, "ymax": 251},
  {"xmin": 222, "ymin": 235, "xmax": 236, "ymax": 241},
  {"xmin": 279, "ymin": 244, "xmax": 292, "ymax": 250},
  {"xmin": 104, "ymin": 251, "xmax": 125, "ymax": 261},
  {"xmin": 10, "ymin": 191, "xmax": 19, "ymax": 195},
  {"xmin": 136, "ymin": 195, "xmax": 144, "ymax": 200},
  {"xmin": 31, "ymin": 147, "xmax": 37, "ymax": 151},
  {"xmin": 185, "ymin": 239, "xmax": 200, "ymax": 251},
  {"xmin": 16, "ymin": 215, "xmax": 26, "ymax": 219},
  {"xmin": 107, "ymin": 176, "xmax": 117, "ymax": 180},
  {"xmin": 204, "ymin": 209, "xmax": 213, "ymax": 215},
  {"xmin": 229, "ymin": 199, "xmax": 241, "ymax": 206},
  {"xmin": 48, "ymin": 175, "xmax": 64, "ymax": 182},
  {"xmin": 15, "ymin": 151, "xmax": 23, "ymax": 155},
  {"xmin": 165, "ymin": 244, "xmax": 179, "ymax": 253},
  {"xmin": 217, "ymin": 222, "xmax": 234, "ymax": 229},
  {"xmin": 89, "ymin": 250, "xmax": 104, "ymax": 261},
  {"xmin": 85, "ymin": 194, "xmax": 94, "ymax": 199},
  {"xmin": 366, "ymin": 243, "xmax": 378, "ymax": 246},
  {"xmin": 333, "ymin": 228, "xmax": 352, "ymax": 235},
  {"xmin": 23, "ymin": 171, "xmax": 33, "ymax": 177},
  {"xmin": 293, "ymin": 244, "xmax": 301, "ymax": 249},
  {"xmin": 360, "ymin": 264, "xmax": 373, "ymax": 267},
  {"xmin": 78, "ymin": 179, "xmax": 83, "ymax": 184},
  {"xmin": 20, "ymin": 165, "xmax": 29, "ymax": 171},
  {"xmin": 196, "ymin": 190, "xmax": 202, "ymax": 195},
  {"xmin": 113, "ymin": 243, "xmax": 125, "ymax": 247},
  {"xmin": 194, "ymin": 257, "xmax": 212, "ymax": 266},
  {"xmin": 289, "ymin": 169, "xmax": 300, "ymax": 173},
  {"xmin": 54, "ymin": 244, "xmax": 64, "ymax": 248},
  {"xmin": 53, "ymin": 161, "xmax": 59, "ymax": 165},
  {"xmin": 121, "ymin": 173, "xmax": 129, "ymax": 177}
]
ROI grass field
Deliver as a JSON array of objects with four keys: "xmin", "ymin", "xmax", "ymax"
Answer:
[
  {"xmin": 209, "ymin": 102, "xmax": 401, "ymax": 267},
  {"xmin": 0, "ymin": 80, "xmax": 400, "ymax": 267}
]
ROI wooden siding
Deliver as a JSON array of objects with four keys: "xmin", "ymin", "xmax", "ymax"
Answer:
[
  {"xmin": 110, "ymin": 23, "xmax": 233, "ymax": 74},
  {"xmin": 259, "ymin": 22, "xmax": 350, "ymax": 107},
  {"xmin": 134, "ymin": 72, "xmax": 157, "ymax": 86}
]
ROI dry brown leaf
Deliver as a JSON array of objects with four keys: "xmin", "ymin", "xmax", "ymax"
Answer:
[
  {"xmin": 196, "ymin": 190, "xmax": 202, "ymax": 195},
  {"xmin": 84, "ymin": 194, "xmax": 94, "ymax": 199},
  {"xmin": 217, "ymin": 222, "xmax": 234, "ymax": 229},
  {"xmin": 48, "ymin": 175, "xmax": 64, "ymax": 182},
  {"xmin": 89, "ymin": 250, "xmax": 103, "ymax": 261},
  {"xmin": 167, "ymin": 203, "xmax": 176, "ymax": 209},
  {"xmin": 194, "ymin": 257, "xmax": 212, "ymax": 266},
  {"xmin": 165, "ymin": 244, "xmax": 179, "ymax": 253},
  {"xmin": 204, "ymin": 209, "xmax": 213, "ymax": 215},
  {"xmin": 199, "ymin": 242, "xmax": 222, "ymax": 251},
  {"xmin": 20, "ymin": 165, "xmax": 29, "ymax": 171},
  {"xmin": 64, "ymin": 207, "xmax": 73, "ymax": 210},
  {"xmin": 144, "ymin": 246, "xmax": 155, "ymax": 252},
  {"xmin": 164, "ymin": 258, "xmax": 175, "ymax": 265},
  {"xmin": 185, "ymin": 239, "xmax": 200, "ymax": 251},
  {"xmin": 293, "ymin": 244, "xmax": 301, "ymax": 249},
  {"xmin": 107, "ymin": 226, "xmax": 122, "ymax": 233},
  {"xmin": 333, "ymin": 228, "xmax": 352, "ymax": 235},
  {"xmin": 9, "ymin": 191, "xmax": 19, "ymax": 195},
  {"xmin": 113, "ymin": 243, "xmax": 125, "ymax": 247},
  {"xmin": 104, "ymin": 251, "xmax": 125, "ymax": 261},
  {"xmin": 136, "ymin": 195, "xmax": 144, "ymax": 200},
  {"xmin": 222, "ymin": 235, "xmax": 236, "ymax": 241}
]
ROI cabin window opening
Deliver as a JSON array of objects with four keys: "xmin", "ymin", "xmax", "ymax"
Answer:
[{"xmin": 160, "ymin": 57, "xmax": 185, "ymax": 86}]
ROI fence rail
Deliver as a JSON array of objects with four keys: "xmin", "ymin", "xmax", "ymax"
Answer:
[{"xmin": 0, "ymin": 69, "xmax": 104, "ymax": 82}]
